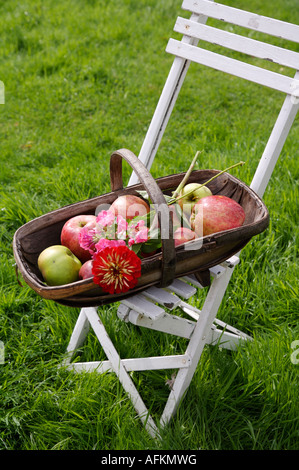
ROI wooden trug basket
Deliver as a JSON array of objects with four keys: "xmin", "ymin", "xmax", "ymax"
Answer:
[{"xmin": 13, "ymin": 149, "xmax": 269, "ymax": 308}]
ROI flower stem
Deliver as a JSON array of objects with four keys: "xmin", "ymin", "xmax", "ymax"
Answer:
[
  {"xmin": 172, "ymin": 150, "xmax": 202, "ymax": 199},
  {"xmin": 170, "ymin": 160, "xmax": 245, "ymax": 205},
  {"xmin": 134, "ymin": 158, "xmax": 246, "ymax": 231}
]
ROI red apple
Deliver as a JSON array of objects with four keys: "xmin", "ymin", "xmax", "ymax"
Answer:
[
  {"xmin": 173, "ymin": 227, "xmax": 197, "ymax": 247},
  {"xmin": 61, "ymin": 215, "xmax": 97, "ymax": 263},
  {"xmin": 110, "ymin": 195, "xmax": 150, "ymax": 220},
  {"xmin": 79, "ymin": 259, "xmax": 94, "ymax": 280},
  {"xmin": 190, "ymin": 195, "xmax": 245, "ymax": 236}
]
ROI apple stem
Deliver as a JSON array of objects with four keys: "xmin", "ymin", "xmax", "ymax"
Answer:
[
  {"xmin": 129, "ymin": 159, "xmax": 245, "ymax": 231},
  {"xmin": 172, "ymin": 150, "xmax": 202, "ymax": 199},
  {"xmin": 170, "ymin": 160, "xmax": 245, "ymax": 205}
]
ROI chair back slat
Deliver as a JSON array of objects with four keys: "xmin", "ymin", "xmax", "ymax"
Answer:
[
  {"xmin": 175, "ymin": 17, "xmax": 299, "ymax": 70},
  {"xmin": 182, "ymin": 0, "xmax": 299, "ymax": 43},
  {"xmin": 166, "ymin": 39, "xmax": 299, "ymax": 96}
]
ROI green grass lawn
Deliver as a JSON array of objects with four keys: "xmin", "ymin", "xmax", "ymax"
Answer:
[{"xmin": 0, "ymin": 0, "xmax": 298, "ymax": 450}]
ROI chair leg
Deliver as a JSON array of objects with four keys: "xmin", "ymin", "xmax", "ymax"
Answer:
[
  {"xmin": 74, "ymin": 307, "xmax": 160, "ymax": 438},
  {"xmin": 62, "ymin": 308, "xmax": 90, "ymax": 366},
  {"xmin": 160, "ymin": 265, "xmax": 234, "ymax": 426}
]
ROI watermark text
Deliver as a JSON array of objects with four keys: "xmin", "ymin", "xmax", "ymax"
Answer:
[
  {"xmin": 0, "ymin": 81, "xmax": 4, "ymax": 104},
  {"xmin": 291, "ymin": 340, "xmax": 299, "ymax": 365},
  {"xmin": 95, "ymin": 202, "xmax": 204, "ymax": 251},
  {"xmin": 0, "ymin": 341, "xmax": 4, "ymax": 364}
]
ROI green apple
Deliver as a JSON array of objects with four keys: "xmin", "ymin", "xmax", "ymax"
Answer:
[
  {"xmin": 38, "ymin": 245, "xmax": 82, "ymax": 286},
  {"xmin": 178, "ymin": 183, "xmax": 212, "ymax": 216}
]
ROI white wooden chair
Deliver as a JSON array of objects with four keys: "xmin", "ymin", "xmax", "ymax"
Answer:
[{"xmin": 62, "ymin": 0, "xmax": 299, "ymax": 438}]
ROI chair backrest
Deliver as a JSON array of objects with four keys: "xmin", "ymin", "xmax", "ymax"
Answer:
[
  {"xmin": 168, "ymin": 0, "xmax": 299, "ymax": 94},
  {"xmin": 130, "ymin": 0, "xmax": 299, "ymax": 198}
]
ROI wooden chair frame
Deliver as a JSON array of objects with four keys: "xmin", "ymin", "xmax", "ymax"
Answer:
[{"xmin": 62, "ymin": 1, "xmax": 299, "ymax": 438}]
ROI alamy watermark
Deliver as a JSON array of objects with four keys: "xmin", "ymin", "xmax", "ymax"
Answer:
[
  {"xmin": 95, "ymin": 202, "xmax": 204, "ymax": 251},
  {"xmin": 291, "ymin": 340, "xmax": 299, "ymax": 365},
  {"xmin": 0, "ymin": 341, "xmax": 4, "ymax": 364},
  {"xmin": 0, "ymin": 81, "xmax": 4, "ymax": 104}
]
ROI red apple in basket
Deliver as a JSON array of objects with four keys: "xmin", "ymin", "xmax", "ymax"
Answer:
[
  {"xmin": 173, "ymin": 227, "xmax": 197, "ymax": 247},
  {"xmin": 190, "ymin": 195, "xmax": 246, "ymax": 236},
  {"xmin": 61, "ymin": 215, "xmax": 97, "ymax": 263},
  {"xmin": 79, "ymin": 259, "xmax": 94, "ymax": 280},
  {"xmin": 110, "ymin": 195, "xmax": 150, "ymax": 220}
]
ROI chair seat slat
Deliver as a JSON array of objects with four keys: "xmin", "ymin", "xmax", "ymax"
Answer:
[
  {"xmin": 182, "ymin": 0, "xmax": 299, "ymax": 43},
  {"xmin": 122, "ymin": 295, "xmax": 165, "ymax": 320},
  {"xmin": 166, "ymin": 38, "xmax": 299, "ymax": 96},
  {"xmin": 166, "ymin": 278, "xmax": 197, "ymax": 299},
  {"xmin": 175, "ymin": 17, "xmax": 299, "ymax": 70},
  {"xmin": 142, "ymin": 286, "xmax": 181, "ymax": 310}
]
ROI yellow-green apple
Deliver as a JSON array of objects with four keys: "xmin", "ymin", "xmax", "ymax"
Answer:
[
  {"xmin": 38, "ymin": 245, "xmax": 82, "ymax": 286},
  {"xmin": 110, "ymin": 195, "xmax": 149, "ymax": 220},
  {"xmin": 190, "ymin": 195, "xmax": 245, "ymax": 236},
  {"xmin": 61, "ymin": 214, "xmax": 97, "ymax": 263},
  {"xmin": 178, "ymin": 183, "xmax": 212, "ymax": 216},
  {"xmin": 79, "ymin": 259, "xmax": 93, "ymax": 280},
  {"xmin": 173, "ymin": 227, "xmax": 197, "ymax": 247}
]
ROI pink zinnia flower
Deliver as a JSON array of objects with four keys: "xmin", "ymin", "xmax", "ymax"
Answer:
[{"xmin": 92, "ymin": 245, "xmax": 142, "ymax": 294}]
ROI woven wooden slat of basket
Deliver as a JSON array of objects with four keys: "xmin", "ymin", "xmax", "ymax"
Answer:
[{"xmin": 13, "ymin": 148, "xmax": 269, "ymax": 307}]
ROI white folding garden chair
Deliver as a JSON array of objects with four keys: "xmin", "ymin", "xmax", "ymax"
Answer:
[{"xmin": 62, "ymin": 0, "xmax": 299, "ymax": 438}]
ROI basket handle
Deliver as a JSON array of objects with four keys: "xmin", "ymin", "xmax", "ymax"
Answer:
[{"xmin": 110, "ymin": 148, "xmax": 176, "ymax": 287}]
